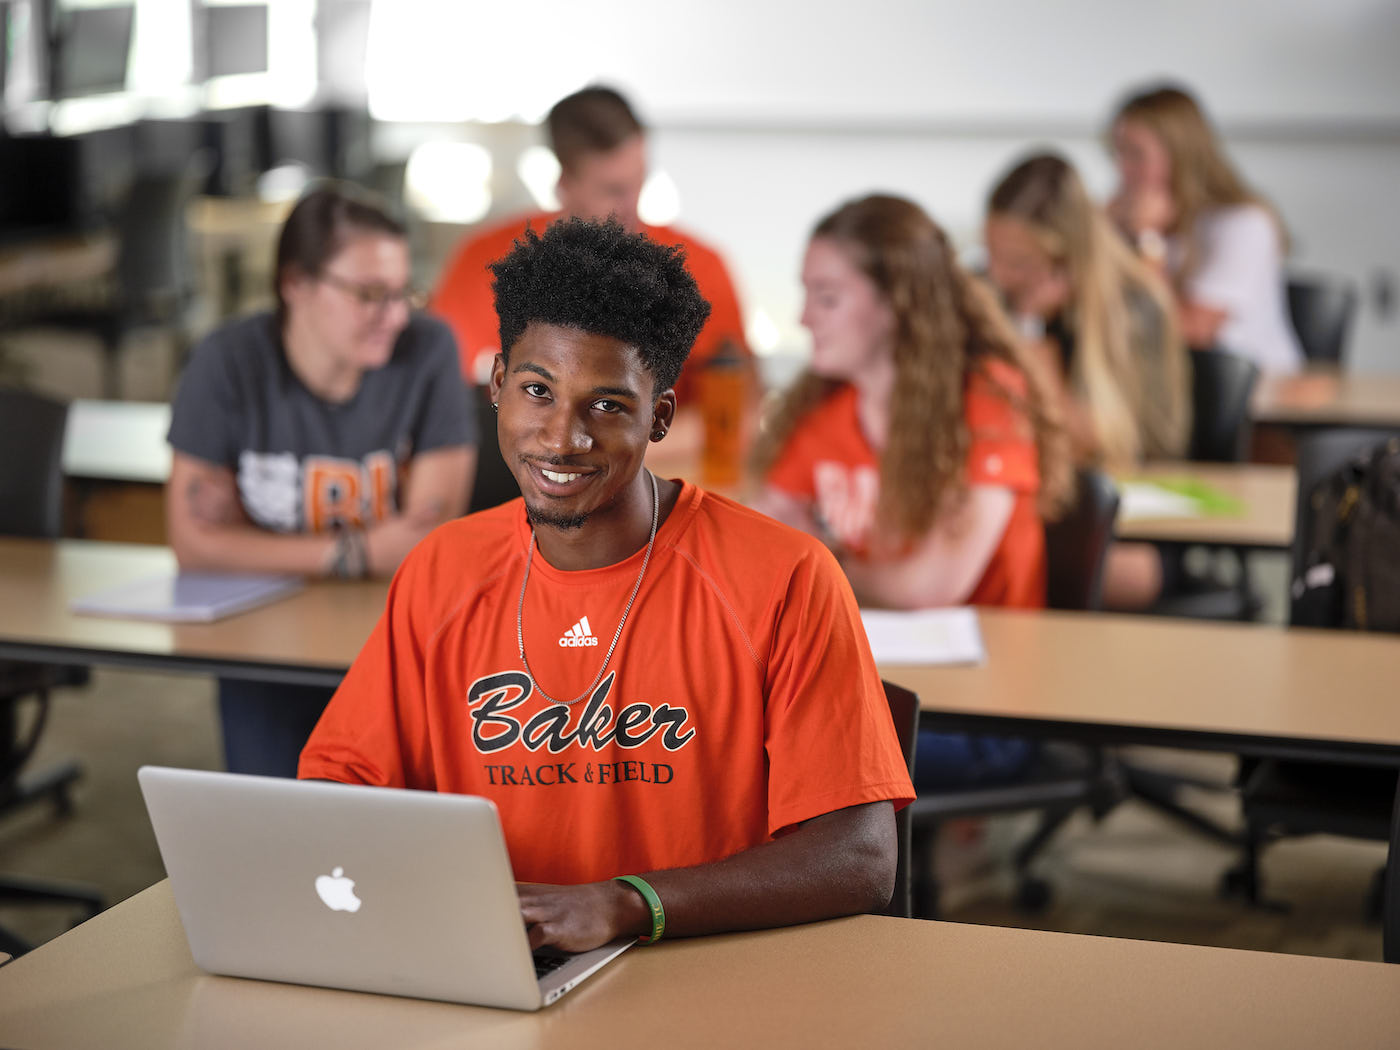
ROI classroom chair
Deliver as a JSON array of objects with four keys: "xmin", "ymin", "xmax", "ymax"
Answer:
[
  {"xmin": 0, "ymin": 388, "xmax": 104, "ymax": 956},
  {"xmin": 1152, "ymin": 347, "xmax": 1264, "ymax": 621},
  {"xmin": 908, "ymin": 468, "xmax": 1124, "ymax": 917},
  {"xmin": 1222, "ymin": 427, "xmax": 1400, "ymax": 917},
  {"xmin": 880, "ymin": 680, "xmax": 920, "ymax": 919},
  {"xmin": 8, "ymin": 157, "xmax": 209, "ymax": 398},
  {"xmin": 1187, "ymin": 348, "xmax": 1260, "ymax": 464},
  {"xmin": 1287, "ymin": 274, "xmax": 1358, "ymax": 366}
]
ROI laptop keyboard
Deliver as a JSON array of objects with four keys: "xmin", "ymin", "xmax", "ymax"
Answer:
[{"xmin": 533, "ymin": 951, "xmax": 571, "ymax": 978}]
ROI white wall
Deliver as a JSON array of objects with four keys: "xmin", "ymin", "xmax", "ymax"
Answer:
[{"xmin": 341, "ymin": 0, "xmax": 1400, "ymax": 374}]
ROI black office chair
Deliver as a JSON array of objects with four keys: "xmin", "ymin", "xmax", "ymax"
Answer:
[
  {"xmin": 0, "ymin": 388, "xmax": 103, "ymax": 958},
  {"xmin": 1046, "ymin": 468, "xmax": 1120, "ymax": 611},
  {"xmin": 1223, "ymin": 428, "xmax": 1400, "ymax": 915},
  {"xmin": 1287, "ymin": 275, "xmax": 1358, "ymax": 366},
  {"xmin": 466, "ymin": 385, "xmax": 521, "ymax": 515},
  {"xmin": 1152, "ymin": 348, "xmax": 1265, "ymax": 621},
  {"xmin": 880, "ymin": 680, "xmax": 919, "ymax": 919},
  {"xmin": 1187, "ymin": 348, "xmax": 1260, "ymax": 464},
  {"xmin": 13, "ymin": 156, "xmax": 209, "ymax": 398},
  {"xmin": 908, "ymin": 468, "xmax": 1124, "ymax": 917}
]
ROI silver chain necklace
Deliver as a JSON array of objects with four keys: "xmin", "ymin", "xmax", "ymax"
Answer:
[{"xmin": 516, "ymin": 470, "xmax": 659, "ymax": 706}]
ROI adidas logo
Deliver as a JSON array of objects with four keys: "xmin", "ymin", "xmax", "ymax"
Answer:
[{"xmin": 558, "ymin": 616, "xmax": 600, "ymax": 648}]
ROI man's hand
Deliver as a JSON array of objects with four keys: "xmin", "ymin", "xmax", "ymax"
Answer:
[{"xmin": 517, "ymin": 879, "xmax": 649, "ymax": 953}]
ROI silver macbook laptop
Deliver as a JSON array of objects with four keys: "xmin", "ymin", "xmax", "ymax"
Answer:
[{"xmin": 137, "ymin": 766, "xmax": 632, "ymax": 1011}]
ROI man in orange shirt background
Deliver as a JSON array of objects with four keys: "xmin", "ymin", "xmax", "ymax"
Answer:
[{"xmin": 431, "ymin": 86, "xmax": 754, "ymax": 463}]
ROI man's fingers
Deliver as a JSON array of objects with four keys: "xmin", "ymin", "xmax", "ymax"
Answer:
[{"xmin": 527, "ymin": 922, "xmax": 551, "ymax": 951}]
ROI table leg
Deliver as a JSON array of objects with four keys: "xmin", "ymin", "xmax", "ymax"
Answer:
[{"xmin": 1386, "ymin": 778, "xmax": 1399, "ymax": 963}]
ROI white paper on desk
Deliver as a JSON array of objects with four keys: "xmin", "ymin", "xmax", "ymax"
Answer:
[
  {"xmin": 70, "ymin": 572, "xmax": 303, "ymax": 623},
  {"xmin": 1117, "ymin": 482, "xmax": 1202, "ymax": 522},
  {"xmin": 859, "ymin": 607, "xmax": 986, "ymax": 666}
]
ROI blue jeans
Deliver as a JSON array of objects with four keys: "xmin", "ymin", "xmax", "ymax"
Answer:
[
  {"xmin": 914, "ymin": 731, "xmax": 1036, "ymax": 790},
  {"xmin": 217, "ymin": 678, "xmax": 334, "ymax": 778}
]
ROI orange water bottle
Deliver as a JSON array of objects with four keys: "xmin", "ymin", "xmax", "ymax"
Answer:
[{"xmin": 698, "ymin": 339, "xmax": 747, "ymax": 489}]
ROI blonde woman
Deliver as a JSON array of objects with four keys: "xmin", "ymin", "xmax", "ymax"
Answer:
[
  {"xmin": 753, "ymin": 193, "xmax": 1071, "ymax": 787},
  {"xmin": 1108, "ymin": 84, "xmax": 1302, "ymax": 372},
  {"xmin": 985, "ymin": 152, "xmax": 1190, "ymax": 608}
]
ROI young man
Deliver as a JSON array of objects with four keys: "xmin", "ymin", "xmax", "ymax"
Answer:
[
  {"xmin": 301, "ymin": 219, "xmax": 913, "ymax": 953},
  {"xmin": 430, "ymin": 86, "xmax": 751, "ymax": 404}
]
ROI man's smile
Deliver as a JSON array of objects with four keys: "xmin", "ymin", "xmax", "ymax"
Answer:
[{"xmin": 525, "ymin": 459, "xmax": 601, "ymax": 498}]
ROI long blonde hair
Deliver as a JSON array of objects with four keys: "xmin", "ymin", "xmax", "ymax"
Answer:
[
  {"xmin": 1112, "ymin": 85, "xmax": 1284, "ymax": 283},
  {"xmin": 989, "ymin": 153, "xmax": 1190, "ymax": 468},
  {"xmin": 754, "ymin": 194, "xmax": 1072, "ymax": 542}
]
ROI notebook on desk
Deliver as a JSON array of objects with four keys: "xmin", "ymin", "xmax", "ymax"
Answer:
[
  {"xmin": 70, "ymin": 572, "xmax": 302, "ymax": 622},
  {"xmin": 137, "ymin": 767, "xmax": 632, "ymax": 1011},
  {"xmin": 860, "ymin": 607, "xmax": 986, "ymax": 666}
]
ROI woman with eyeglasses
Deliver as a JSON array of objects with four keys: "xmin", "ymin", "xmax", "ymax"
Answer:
[{"xmin": 166, "ymin": 182, "xmax": 476, "ymax": 777}]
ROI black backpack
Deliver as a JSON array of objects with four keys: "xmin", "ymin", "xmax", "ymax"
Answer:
[{"xmin": 1292, "ymin": 436, "xmax": 1400, "ymax": 631}]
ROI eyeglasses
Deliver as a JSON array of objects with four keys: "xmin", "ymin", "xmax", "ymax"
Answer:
[{"xmin": 319, "ymin": 272, "xmax": 426, "ymax": 313}]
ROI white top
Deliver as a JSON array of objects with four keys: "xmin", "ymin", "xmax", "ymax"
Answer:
[{"xmin": 1169, "ymin": 204, "xmax": 1304, "ymax": 373}]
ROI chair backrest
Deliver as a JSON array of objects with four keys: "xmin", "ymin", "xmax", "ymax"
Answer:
[
  {"xmin": 0, "ymin": 388, "xmax": 68, "ymax": 539},
  {"xmin": 1188, "ymin": 348, "xmax": 1260, "ymax": 462},
  {"xmin": 1044, "ymin": 468, "xmax": 1120, "ymax": 612},
  {"xmin": 1289, "ymin": 427, "xmax": 1400, "ymax": 628},
  {"xmin": 466, "ymin": 384, "xmax": 522, "ymax": 514},
  {"xmin": 879, "ymin": 679, "xmax": 919, "ymax": 919},
  {"xmin": 1287, "ymin": 275, "xmax": 1358, "ymax": 365}
]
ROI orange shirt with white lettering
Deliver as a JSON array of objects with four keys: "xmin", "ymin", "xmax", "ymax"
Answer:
[
  {"xmin": 299, "ymin": 482, "xmax": 914, "ymax": 885},
  {"xmin": 765, "ymin": 359, "xmax": 1046, "ymax": 608},
  {"xmin": 430, "ymin": 211, "xmax": 750, "ymax": 405}
]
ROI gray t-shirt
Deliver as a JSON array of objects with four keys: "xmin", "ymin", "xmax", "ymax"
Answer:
[{"xmin": 168, "ymin": 312, "xmax": 475, "ymax": 534}]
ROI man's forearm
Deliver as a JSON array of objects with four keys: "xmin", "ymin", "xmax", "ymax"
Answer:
[
  {"xmin": 640, "ymin": 800, "xmax": 896, "ymax": 938},
  {"xmin": 519, "ymin": 801, "xmax": 897, "ymax": 952}
]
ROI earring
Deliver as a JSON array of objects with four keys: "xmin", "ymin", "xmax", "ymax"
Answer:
[
  {"xmin": 492, "ymin": 402, "xmax": 499, "ymax": 412},
  {"xmin": 651, "ymin": 429, "xmax": 666, "ymax": 441}
]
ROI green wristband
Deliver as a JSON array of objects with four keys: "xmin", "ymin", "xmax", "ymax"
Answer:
[{"xmin": 613, "ymin": 874, "xmax": 665, "ymax": 945}]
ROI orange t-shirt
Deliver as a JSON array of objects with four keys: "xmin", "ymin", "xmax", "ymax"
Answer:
[
  {"xmin": 430, "ymin": 211, "xmax": 750, "ymax": 405},
  {"xmin": 299, "ymin": 481, "xmax": 914, "ymax": 885},
  {"xmin": 765, "ymin": 360, "xmax": 1046, "ymax": 608}
]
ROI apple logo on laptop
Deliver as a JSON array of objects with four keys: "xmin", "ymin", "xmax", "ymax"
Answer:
[{"xmin": 315, "ymin": 867, "xmax": 362, "ymax": 913}]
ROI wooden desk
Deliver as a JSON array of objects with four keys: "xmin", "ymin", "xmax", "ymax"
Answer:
[
  {"xmin": 649, "ymin": 449, "xmax": 1297, "ymax": 551},
  {"xmin": 1115, "ymin": 462, "xmax": 1296, "ymax": 550},
  {"xmin": 1253, "ymin": 371, "xmax": 1400, "ymax": 430},
  {"xmin": 887, "ymin": 607, "xmax": 1400, "ymax": 961},
  {"xmin": 0, "ymin": 539, "xmax": 383, "ymax": 687},
  {"xmin": 2, "ymin": 881, "xmax": 1398, "ymax": 1050},
  {"xmin": 3, "ymin": 542, "xmax": 1397, "ymax": 958}
]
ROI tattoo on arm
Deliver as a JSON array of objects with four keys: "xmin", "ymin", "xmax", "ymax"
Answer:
[{"xmin": 186, "ymin": 475, "xmax": 239, "ymax": 526}]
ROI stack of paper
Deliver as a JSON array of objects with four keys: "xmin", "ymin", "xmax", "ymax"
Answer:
[
  {"xmin": 1117, "ymin": 482, "xmax": 1203, "ymax": 522},
  {"xmin": 859, "ymin": 607, "xmax": 986, "ymax": 666}
]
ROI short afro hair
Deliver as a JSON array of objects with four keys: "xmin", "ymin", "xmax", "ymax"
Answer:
[{"xmin": 489, "ymin": 217, "xmax": 711, "ymax": 395}]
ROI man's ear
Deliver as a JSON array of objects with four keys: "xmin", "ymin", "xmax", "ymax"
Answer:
[
  {"xmin": 650, "ymin": 389, "xmax": 677, "ymax": 441},
  {"xmin": 488, "ymin": 353, "xmax": 507, "ymax": 406},
  {"xmin": 554, "ymin": 171, "xmax": 576, "ymax": 216}
]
